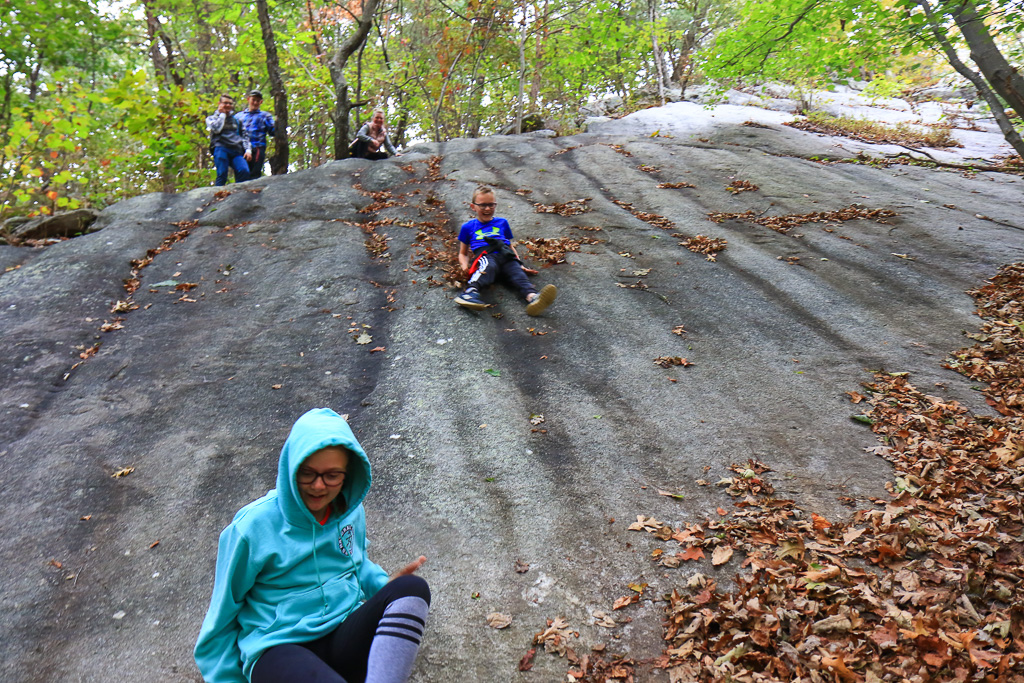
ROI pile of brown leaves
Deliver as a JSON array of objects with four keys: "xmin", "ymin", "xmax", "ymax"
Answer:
[
  {"xmin": 527, "ymin": 619, "xmax": 637, "ymax": 682},
  {"xmin": 409, "ymin": 213, "xmax": 462, "ymax": 287},
  {"xmin": 354, "ymin": 184, "xmax": 403, "ymax": 213},
  {"xmin": 708, "ymin": 205, "xmax": 897, "ymax": 234},
  {"xmin": 638, "ymin": 165, "xmax": 661, "ymax": 173},
  {"xmin": 612, "ymin": 199, "xmax": 676, "ymax": 230},
  {"xmin": 675, "ymin": 234, "xmax": 728, "ymax": 261},
  {"xmin": 726, "ymin": 180, "xmax": 759, "ymax": 194},
  {"xmin": 658, "ymin": 181, "xmax": 696, "ymax": 189},
  {"xmin": 943, "ymin": 262, "xmax": 1024, "ymax": 417},
  {"xmin": 534, "ymin": 198, "xmax": 592, "ymax": 216},
  {"xmin": 633, "ymin": 262, "xmax": 1024, "ymax": 682},
  {"xmin": 567, "ymin": 650, "xmax": 636, "ymax": 682},
  {"xmin": 124, "ymin": 219, "xmax": 197, "ymax": 295},
  {"xmin": 654, "ymin": 356, "xmax": 693, "ymax": 368},
  {"xmin": 338, "ymin": 217, "xmax": 398, "ymax": 260},
  {"xmin": 786, "ymin": 114, "xmax": 962, "ymax": 148},
  {"xmin": 518, "ymin": 236, "xmax": 601, "ymax": 266},
  {"xmin": 994, "ymin": 155, "xmax": 1023, "ymax": 171},
  {"xmin": 604, "ymin": 143, "xmax": 634, "ymax": 157},
  {"xmin": 425, "ymin": 155, "xmax": 446, "ymax": 181}
]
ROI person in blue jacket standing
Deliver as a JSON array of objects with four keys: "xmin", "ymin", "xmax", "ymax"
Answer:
[
  {"xmin": 235, "ymin": 90, "xmax": 275, "ymax": 178},
  {"xmin": 205, "ymin": 94, "xmax": 251, "ymax": 186},
  {"xmin": 194, "ymin": 408, "xmax": 430, "ymax": 683}
]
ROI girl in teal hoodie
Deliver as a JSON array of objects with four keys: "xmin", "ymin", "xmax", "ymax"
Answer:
[{"xmin": 194, "ymin": 408, "xmax": 429, "ymax": 683}]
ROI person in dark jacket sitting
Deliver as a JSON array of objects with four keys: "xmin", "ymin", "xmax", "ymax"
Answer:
[{"xmin": 206, "ymin": 94, "xmax": 251, "ymax": 186}]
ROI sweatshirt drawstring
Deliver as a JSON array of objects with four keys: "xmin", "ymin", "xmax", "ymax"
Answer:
[{"xmin": 311, "ymin": 521, "xmax": 328, "ymax": 614}]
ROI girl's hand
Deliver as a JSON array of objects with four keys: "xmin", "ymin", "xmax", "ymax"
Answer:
[
  {"xmin": 391, "ymin": 555, "xmax": 427, "ymax": 580},
  {"xmin": 521, "ymin": 265, "xmax": 539, "ymax": 275}
]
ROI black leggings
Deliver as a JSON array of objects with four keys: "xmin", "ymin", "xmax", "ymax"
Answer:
[{"xmin": 251, "ymin": 575, "xmax": 430, "ymax": 683}]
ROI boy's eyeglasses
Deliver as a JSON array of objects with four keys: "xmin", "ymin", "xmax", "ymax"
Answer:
[
  {"xmin": 473, "ymin": 202, "xmax": 496, "ymax": 208},
  {"xmin": 297, "ymin": 469, "xmax": 346, "ymax": 486}
]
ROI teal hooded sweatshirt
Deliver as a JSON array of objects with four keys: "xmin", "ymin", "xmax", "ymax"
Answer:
[{"xmin": 194, "ymin": 408, "xmax": 389, "ymax": 683}]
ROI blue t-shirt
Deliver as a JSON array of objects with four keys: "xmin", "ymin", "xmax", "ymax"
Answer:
[{"xmin": 458, "ymin": 217, "xmax": 514, "ymax": 252}]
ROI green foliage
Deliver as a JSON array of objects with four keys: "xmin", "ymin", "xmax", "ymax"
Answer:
[
  {"xmin": 862, "ymin": 75, "xmax": 914, "ymax": 102},
  {"xmin": 698, "ymin": 0, "xmax": 900, "ymax": 84},
  {"xmin": 5, "ymin": 0, "xmax": 1015, "ymax": 217},
  {"xmin": 0, "ymin": 95, "xmax": 90, "ymax": 221},
  {"xmin": 1, "ymin": 72, "xmax": 209, "ymax": 221}
]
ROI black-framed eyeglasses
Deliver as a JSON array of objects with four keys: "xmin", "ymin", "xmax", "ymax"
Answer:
[
  {"xmin": 472, "ymin": 202, "xmax": 496, "ymax": 208},
  {"xmin": 297, "ymin": 469, "xmax": 346, "ymax": 486}
]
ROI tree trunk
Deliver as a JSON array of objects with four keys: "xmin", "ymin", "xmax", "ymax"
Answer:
[
  {"xmin": 951, "ymin": 1, "xmax": 1024, "ymax": 116},
  {"xmin": 916, "ymin": 0, "xmax": 1024, "ymax": 158},
  {"xmin": 28, "ymin": 52, "xmax": 43, "ymax": 104},
  {"xmin": 328, "ymin": 0, "xmax": 380, "ymax": 160},
  {"xmin": 516, "ymin": 5, "xmax": 527, "ymax": 135},
  {"xmin": 305, "ymin": 0, "xmax": 324, "ymax": 61},
  {"xmin": 142, "ymin": 2, "xmax": 173, "ymax": 84},
  {"xmin": 649, "ymin": 0, "xmax": 666, "ymax": 104},
  {"xmin": 672, "ymin": 0, "xmax": 709, "ymax": 87},
  {"xmin": 255, "ymin": 0, "xmax": 289, "ymax": 174}
]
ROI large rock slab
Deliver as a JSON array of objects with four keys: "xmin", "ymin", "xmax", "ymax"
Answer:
[{"xmin": 1, "ymin": 104, "xmax": 1022, "ymax": 681}]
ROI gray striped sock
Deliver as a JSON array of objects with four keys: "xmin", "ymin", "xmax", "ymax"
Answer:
[{"xmin": 365, "ymin": 596, "xmax": 429, "ymax": 683}]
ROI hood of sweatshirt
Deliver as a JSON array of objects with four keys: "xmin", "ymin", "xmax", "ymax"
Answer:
[{"xmin": 276, "ymin": 407, "xmax": 371, "ymax": 527}]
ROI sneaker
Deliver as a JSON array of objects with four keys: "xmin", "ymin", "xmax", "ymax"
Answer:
[
  {"xmin": 525, "ymin": 284, "xmax": 557, "ymax": 316},
  {"xmin": 455, "ymin": 290, "xmax": 487, "ymax": 310}
]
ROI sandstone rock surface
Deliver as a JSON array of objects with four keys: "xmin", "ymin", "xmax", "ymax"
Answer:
[{"xmin": 1, "ymin": 103, "xmax": 1022, "ymax": 681}]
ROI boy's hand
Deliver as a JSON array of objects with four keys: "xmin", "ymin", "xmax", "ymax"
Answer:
[
  {"xmin": 390, "ymin": 555, "xmax": 427, "ymax": 580},
  {"xmin": 521, "ymin": 265, "xmax": 539, "ymax": 275}
]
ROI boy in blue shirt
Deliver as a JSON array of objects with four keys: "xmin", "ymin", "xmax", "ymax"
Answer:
[
  {"xmin": 455, "ymin": 186, "xmax": 557, "ymax": 316},
  {"xmin": 236, "ymin": 90, "xmax": 276, "ymax": 178}
]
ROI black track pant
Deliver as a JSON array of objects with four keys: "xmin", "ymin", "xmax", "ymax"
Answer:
[
  {"xmin": 467, "ymin": 252, "xmax": 537, "ymax": 299},
  {"xmin": 248, "ymin": 147, "xmax": 267, "ymax": 178},
  {"xmin": 251, "ymin": 575, "xmax": 430, "ymax": 683}
]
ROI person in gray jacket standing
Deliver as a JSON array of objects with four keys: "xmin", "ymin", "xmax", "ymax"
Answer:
[{"xmin": 206, "ymin": 94, "xmax": 251, "ymax": 186}]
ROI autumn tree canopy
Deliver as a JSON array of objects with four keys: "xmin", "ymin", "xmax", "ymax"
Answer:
[{"xmin": 1, "ymin": 0, "xmax": 1020, "ymax": 220}]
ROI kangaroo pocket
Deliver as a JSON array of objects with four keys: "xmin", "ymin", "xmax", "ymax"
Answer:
[{"xmin": 270, "ymin": 571, "xmax": 361, "ymax": 631}]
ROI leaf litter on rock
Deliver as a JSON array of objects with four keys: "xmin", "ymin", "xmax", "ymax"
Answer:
[{"xmin": 612, "ymin": 262, "xmax": 1024, "ymax": 682}]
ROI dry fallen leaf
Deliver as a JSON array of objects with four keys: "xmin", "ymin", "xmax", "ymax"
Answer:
[
  {"xmin": 711, "ymin": 545, "xmax": 733, "ymax": 566},
  {"xmin": 355, "ymin": 333, "xmax": 372, "ymax": 345},
  {"xmin": 514, "ymin": 560, "xmax": 530, "ymax": 574},
  {"xmin": 111, "ymin": 466, "xmax": 135, "ymax": 478},
  {"xmin": 592, "ymin": 611, "xmax": 617, "ymax": 628},
  {"xmin": 842, "ymin": 527, "xmax": 865, "ymax": 545},
  {"xmin": 612, "ymin": 594, "xmax": 639, "ymax": 610},
  {"xmin": 679, "ymin": 546, "xmax": 705, "ymax": 562},
  {"xmin": 486, "ymin": 612, "xmax": 512, "ymax": 629},
  {"xmin": 627, "ymin": 515, "xmax": 664, "ymax": 531}
]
